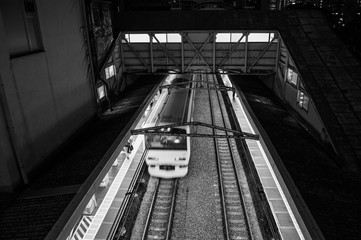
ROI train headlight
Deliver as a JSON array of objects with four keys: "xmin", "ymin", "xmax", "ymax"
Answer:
[
  {"xmin": 148, "ymin": 157, "xmax": 159, "ymax": 161},
  {"xmin": 175, "ymin": 157, "xmax": 186, "ymax": 161}
]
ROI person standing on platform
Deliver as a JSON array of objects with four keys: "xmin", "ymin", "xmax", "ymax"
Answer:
[{"xmin": 124, "ymin": 139, "xmax": 134, "ymax": 159}]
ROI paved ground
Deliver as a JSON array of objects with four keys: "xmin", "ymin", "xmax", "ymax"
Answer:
[{"xmin": 231, "ymin": 75, "xmax": 361, "ymax": 240}]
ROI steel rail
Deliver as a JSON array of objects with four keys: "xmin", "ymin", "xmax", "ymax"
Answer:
[
  {"xmin": 166, "ymin": 179, "xmax": 178, "ymax": 240},
  {"xmin": 206, "ymin": 74, "xmax": 230, "ymax": 240},
  {"xmin": 141, "ymin": 179, "xmax": 178, "ymax": 240},
  {"xmin": 213, "ymin": 74, "xmax": 254, "ymax": 240},
  {"xmin": 217, "ymin": 74, "xmax": 281, "ymax": 239},
  {"xmin": 141, "ymin": 180, "xmax": 160, "ymax": 240}
]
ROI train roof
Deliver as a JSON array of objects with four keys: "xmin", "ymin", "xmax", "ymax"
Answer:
[{"xmin": 159, "ymin": 75, "xmax": 192, "ymax": 124}]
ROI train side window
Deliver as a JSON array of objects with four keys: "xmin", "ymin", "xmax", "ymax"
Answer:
[{"xmin": 1, "ymin": 0, "xmax": 43, "ymax": 57}]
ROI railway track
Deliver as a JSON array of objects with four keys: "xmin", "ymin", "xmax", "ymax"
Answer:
[
  {"xmin": 207, "ymin": 74, "xmax": 253, "ymax": 240},
  {"xmin": 142, "ymin": 179, "xmax": 178, "ymax": 240}
]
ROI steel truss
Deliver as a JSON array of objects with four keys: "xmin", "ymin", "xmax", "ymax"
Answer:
[
  {"xmin": 131, "ymin": 122, "xmax": 259, "ymax": 140},
  {"xmin": 119, "ymin": 31, "xmax": 279, "ymax": 74}
]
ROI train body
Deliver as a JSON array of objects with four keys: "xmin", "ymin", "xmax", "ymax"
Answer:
[{"xmin": 143, "ymin": 74, "xmax": 194, "ymax": 178}]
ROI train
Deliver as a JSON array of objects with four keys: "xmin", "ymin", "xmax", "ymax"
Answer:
[{"xmin": 142, "ymin": 74, "xmax": 195, "ymax": 178}]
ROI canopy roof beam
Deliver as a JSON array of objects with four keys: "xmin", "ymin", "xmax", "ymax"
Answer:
[
  {"xmin": 217, "ymin": 33, "xmax": 248, "ymax": 70},
  {"xmin": 151, "ymin": 33, "xmax": 180, "ymax": 69},
  {"xmin": 184, "ymin": 33, "xmax": 214, "ymax": 72},
  {"xmin": 247, "ymin": 37, "xmax": 276, "ymax": 73},
  {"xmin": 123, "ymin": 38, "xmax": 150, "ymax": 71}
]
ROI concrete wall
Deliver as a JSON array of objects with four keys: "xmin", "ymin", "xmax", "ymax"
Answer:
[{"xmin": 0, "ymin": 0, "xmax": 95, "ymax": 191}]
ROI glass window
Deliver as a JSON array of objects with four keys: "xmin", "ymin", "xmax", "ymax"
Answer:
[
  {"xmin": 125, "ymin": 33, "xmax": 182, "ymax": 43},
  {"xmin": 145, "ymin": 128, "xmax": 187, "ymax": 150},
  {"xmin": 216, "ymin": 33, "xmax": 231, "ymax": 42},
  {"xmin": 97, "ymin": 85, "xmax": 105, "ymax": 100},
  {"xmin": 153, "ymin": 33, "xmax": 166, "ymax": 43},
  {"xmin": 152, "ymin": 33, "xmax": 182, "ymax": 43},
  {"xmin": 105, "ymin": 65, "xmax": 115, "ymax": 79},
  {"xmin": 248, "ymin": 33, "xmax": 270, "ymax": 42},
  {"xmin": 269, "ymin": 33, "xmax": 277, "ymax": 41},
  {"xmin": 129, "ymin": 34, "xmax": 149, "ymax": 43},
  {"xmin": 123, "ymin": 34, "xmax": 130, "ymax": 42},
  {"xmin": 286, "ymin": 68, "xmax": 298, "ymax": 86},
  {"xmin": 297, "ymin": 90, "xmax": 309, "ymax": 111},
  {"xmin": 231, "ymin": 33, "xmax": 245, "ymax": 42},
  {"xmin": 167, "ymin": 33, "xmax": 181, "ymax": 43}
]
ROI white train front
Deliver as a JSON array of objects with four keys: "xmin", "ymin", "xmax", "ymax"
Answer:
[{"xmin": 142, "ymin": 74, "xmax": 195, "ymax": 178}]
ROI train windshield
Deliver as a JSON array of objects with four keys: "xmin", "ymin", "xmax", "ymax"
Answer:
[{"xmin": 145, "ymin": 128, "xmax": 187, "ymax": 150}]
